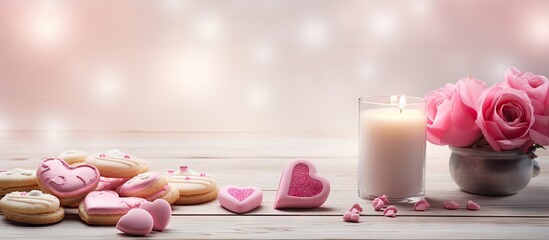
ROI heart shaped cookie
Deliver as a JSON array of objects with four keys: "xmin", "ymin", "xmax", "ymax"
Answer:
[
  {"xmin": 116, "ymin": 208, "xmax": 153, "ymax": 236},
  {"xmin": 140, "ymin": 199, "xmax": 172, "ymax": 231},
  {"xmin": 37, "ymin": 157, "xmax": 100, "ymax": 205},
  {"xmin": 218, "ymin": 185, "xmax": 263, "ymax": 213},
  {"xmin": 274, "ymin": 159, "xmax": 330, "ymax": 209}
]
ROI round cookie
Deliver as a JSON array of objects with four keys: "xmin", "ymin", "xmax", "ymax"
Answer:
[
  {"xmin": 85, "ymin": 149, "xmax": 148, "ymax": 178},
  {"xmin": 117, "ymin": 172, "xmax": 179, "ymax": 204},
  {"xmin": 79, "ymin": 190, "xmax": 148, "ymax": 226},
  {"xmin": 37, "ymin": 157, "xmax": 100, "ymax": 206},
  {"xmin": 163, "ymin": 165, "xmax": 218, "ymax": 205},
  {"xmin": 59, "ymin": 150, "xmax": 89, "ymax": 165},
  {"xmin": 0, "ymin": 190, "xmax": 64, "ymax": 225},
  {"xmin": 0, "ymin": 168, "xmax": 39, "ymax": 195}
]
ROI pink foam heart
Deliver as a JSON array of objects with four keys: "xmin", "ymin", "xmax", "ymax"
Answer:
[
  {"xmin": 466, "ymin": 200, "xmax": 480, "ymax": 211},
  {"xmin": 37, "ymin": 157, "xmax": 100, "ymax": 198},
  {"xmin": 443, "ymin": 200, "xmax": 460, "ymax": 210},
  {"xmin": 140, "ymin": 199, "xmax": 172, "ymax": 231},
  {"xmin": 414, "ymin": 199, "xmax": 431, "ymax": 211},
  {"xmin": 274, "ymin": 159, "xmax": 330, "ymax": 209},
  {"xmin": 218, "ymin": 185, "xmax": 263, "ymax": 213},
  {"xmin": 116, "ymin": 208, "xmax": 153, "ymax": 236}
]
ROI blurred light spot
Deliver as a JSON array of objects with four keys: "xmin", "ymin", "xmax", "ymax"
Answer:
[
  {"xmin": 162, "ymin": 0, "xmax": 188, "ymax": 15},
  {"xmin": 356, "ymin": 61, "xmax": 375, "ymax": 79},
  {"xmin": 28, "ymin": 0, "xmax": 68, "ymax": 48},
  {"xmin": 160, "ymin": 50, "xmax": 219, "ymax": 97},
  {"xmin": 248, "ymin": 85, "xmax": 270, "ymax": 108},
  {"xmin": 250, "ymin": 43, "xmax": 275, "ymax": 66},
  {"xmin": 369, "ymin": 10, "xmax": 398, "ymax": 41},
  {"xmin": 193, "ymin": 14, "xmax": 223, "ymax": 41},
  {"xmin": 298, "ymin": 18, "xmax": 331, "ymax": 49},
  {"xmin": 526, "ymin": 14, "xmax": 549, "ymax": 46},
  {"xmin": 409, "ymin": 0, "xmax": 433, "ymax": 16},
  {"xmin": 94, "ymin": 69, "xmax": 122, "ymax": 100},
  {"xmin": 39, "ymin": 115, "xmax": 69, "ymax": 140}
]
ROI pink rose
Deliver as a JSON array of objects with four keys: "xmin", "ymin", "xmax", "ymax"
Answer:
[
  {"xmin": 476, "ymin": 85, "xmax": 535, "ymax": 151},
  {"xmin": 501, "ymin": 67, "xmax": 549, "ymax": 145},
  {"xmin": 425, "ymin": 77, "xmax": 486, "ymax": 147}
]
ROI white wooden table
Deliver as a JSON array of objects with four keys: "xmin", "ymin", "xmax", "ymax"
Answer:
[{"xmin": 1, "ymin": 131, "xmax": 548, "ymax": 239}]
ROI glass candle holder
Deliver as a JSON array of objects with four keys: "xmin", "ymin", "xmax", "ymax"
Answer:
[{"xmin": 358, "ymin": 95, "xmax": 427, "ymax": 203}]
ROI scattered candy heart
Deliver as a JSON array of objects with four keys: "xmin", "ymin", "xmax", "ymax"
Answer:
[
  {"xmin": 140, "ymin": 199, "xmax": 172, "ymax": 231},
  {"xmin": 342, "ymin": 204, "xmax": 363, "ymax": 223},
  {"xmin": 372, "ymin": 195, "xmax": 389, "ymax": 211},
  {"xmin": 372, "ymin": 198, "xmax": 384, "ymax": 211},
  {"xmin": 413, "ymin": 199, "xmax": 431, "ymax": 211},
  {"xmin": 218, "ymin": 185, "xmax": 263, "ymax": 213},
  {"xmin": 466, "ymin": 200, "xmax": 480, "ymax": 211},
  {"xmin": 443, "ymin": 200, "xmax": 460, "ymax": 210},
  {"xmin": 383, "ymin": 205, "xmax": 398, "ymax": 217},
  {"xmin": 116, "ymin": 208, "xmax": 154, "ymax": 236}
]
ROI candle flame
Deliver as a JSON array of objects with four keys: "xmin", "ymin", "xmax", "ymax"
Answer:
[{"xmin": 399, "ymin": 95, "xmax": 406, "ymax": 113}]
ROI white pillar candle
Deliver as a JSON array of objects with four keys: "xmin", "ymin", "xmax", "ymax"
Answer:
[{"xmin": 358, "ymin": 96, "xmax": 427, "ymax": 202}]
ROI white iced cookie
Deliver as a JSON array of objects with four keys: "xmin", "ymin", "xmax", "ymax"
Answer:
[
  {"xmin": 85, "ymin": 149, "xmax": 148, "ymax": 178},
  {"xmin": 0, "ymin": 190, "xmax": 64, "ymax": 225},
  {"xmin": 0, "ymin": 168, "xmax": 39, "ymax": 195},
  {"xmin": 59, "ymin": 149, "xmax": 89, "ymax": 165},
  {"xmin": 163, "ymin": 165, "xmax": 218, "ymax": 205}
]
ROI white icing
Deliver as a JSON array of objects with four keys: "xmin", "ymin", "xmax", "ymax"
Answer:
[{"xmin": 29, "ymin": 190, "xmax": 42, "ymax": 196}]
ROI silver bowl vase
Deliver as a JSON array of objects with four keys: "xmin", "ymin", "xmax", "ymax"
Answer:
[{"xmin": 449, "ymin": 146, "xmax": 540, "ymax": 196}]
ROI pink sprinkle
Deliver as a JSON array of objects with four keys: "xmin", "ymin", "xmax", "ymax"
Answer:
[
  {"xmin": 99, "ymin": 154, "xmax": 106, "ymax": 158},
  {"xmin": 20, "ymin": 192, "xmax": 28, "ymax": 196},
  {"xmin": 200, "ymin": 173, "xmax": 206, "ymax": 177},
  {"xmin": 185, "ymin": 177, "xmax": 192, "ymax": 181},
  {"xmin": 167, "ymin": 169, "xmax": 175, "ymax": 174},
  {"xmin": 466, "ymin": 200, "xmax": 480, "ymax": 211},
  {"xmin": 443, "ymin": 200, "xmax": 460, "ymax": 210},
  {"xmin": 414, "ymin": 199, "xmax": 431, "ymax": 211},
  {"xmin": 288, "ymin": 163, "xmax": 323, "ymax": 197},
  {"xmin": 383, "ymin": 205, "xmax": 398, "ymax": 217},
  {"xmin": 180, "ymin": 165, "xmax": 188, "ymax": 172},
  {"xmin": 124, "ymin": 154, "xmax": 131, "ymax": 159}
]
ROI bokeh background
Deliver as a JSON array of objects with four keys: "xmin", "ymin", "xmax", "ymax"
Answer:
[{"xmin": 0, "ymin": 0, "xmax": 548, "ymax": 133}]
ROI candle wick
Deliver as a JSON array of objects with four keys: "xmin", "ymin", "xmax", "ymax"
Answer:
[{"xmin": 400, "ymin": 109, "xmax": 402, "ymax": 114}]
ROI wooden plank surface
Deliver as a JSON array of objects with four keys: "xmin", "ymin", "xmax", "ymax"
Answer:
[{"xmin": 0, "ymin": 131, "xmax": 548, "ymax": 239}]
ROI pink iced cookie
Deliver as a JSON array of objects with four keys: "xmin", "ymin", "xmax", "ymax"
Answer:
[
  {"xmin": 274, "ymin": 158, "xmax": 330, "ymax": 209},
  {"xmin": 218, "ymin": 185, "xmax": 263, "ymax": 214},
  {"xmin": 36, "ymin": 157, "xmax": 100, "ymax": 206},
  {"xmin": 140, "ymin": 199, "xmax": 172, "ymax": 231},
  {"xmin": 466, "ymin": 200, "xmax": 480, "ymax": 211},
  {"xmin": 443, "ymin": 200, "xmax": 460, "ymax": 210},
  {"xmin": 343, "ymin": 204, "xmax": 363, "ymax": 222},
  {"xmin": 414, "ymin": 199, "xmax": 431, "ymax": 211},
  {"xmin": 117, "ymin": 172, "xmax": 180, "ymax": 204},
  {"xmin": 78, "ymin": 190, "xmax": 148, "ymax": 225},
  {"xmin": 96, "ymin": 177, "xmax": 128, "ymax": 191},
  {"xmin": 384, "ymin": 205, "xmax": 398, "ymax": 217},
  {"xmin": 116, "ymin": 208, "xmax": 154, "ymax": 236}
]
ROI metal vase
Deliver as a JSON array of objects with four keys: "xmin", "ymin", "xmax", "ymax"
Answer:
[{"xmin": 449, "ymin": 146, "xmax": 540, "ymax": 196}]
